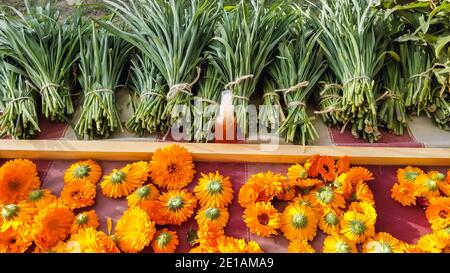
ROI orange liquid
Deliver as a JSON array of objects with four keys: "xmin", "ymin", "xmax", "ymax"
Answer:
[{"xmin": 214, "ymin": 117, "xmax": 237, "ymax": 143}]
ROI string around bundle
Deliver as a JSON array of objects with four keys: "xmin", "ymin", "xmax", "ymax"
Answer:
[
  {"xmin": 274, "ymin": 81, "xmax": 309, "ymax": 104},
  {"xmin": 343, "ymin": 75, "xmax": 371, "ymax": 86},
  {"xmin": 166, "ymin": 67, "xmax": 202, "ymax": 101},
  {"xmin": 141, "ymin": 90, "xmax": 166, "ymax": 99}
]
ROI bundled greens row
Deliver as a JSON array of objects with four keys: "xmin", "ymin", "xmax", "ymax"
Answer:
[{"xmin": 1, "ymin": 0, "xmax": 450, "ymax": 144}]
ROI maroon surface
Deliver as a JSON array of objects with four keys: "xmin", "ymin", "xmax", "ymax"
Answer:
[
  {"xmin": 329, "ymin": 127, "xmax": 424, "ymax": 148},
  {"xmin": 41, "ymin": 160, "xmax": 437, "ymax": 253}
]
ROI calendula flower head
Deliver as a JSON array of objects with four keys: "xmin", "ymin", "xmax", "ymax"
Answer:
[
  {"xmin": 391, "ymin": 182, "xmax": 419, "ymax": 206},
  {"xmin": 238, "ymin": 172, "xmax": 284, "ymax": 208},
  {"xmin": 0, "ymin": 225, "xmax": 32, "ymax": 253},
  {"xmin": 416, "ymin": 173, "xmax": 441, "ymax": 200},
  {"xmin": 0, "ymin": 159, "xmax": 41, "ymax": 205},
  {"xmin": 216, "ymin": 236, "xmax": 263, "ymax": 253},
  {"xmin": 100, "ymin": 164, "xmax": 145, "ymax": 198},
  {"xmin": 425, "ymin": 197, "xmax": 450, "ymax": 231},
  {"xmin": 32, "ymin": 201, "xmax": 75, "ymax": 250},
  {"xmin": 129, "ymin": 161, "xmax": 151, "ymax": 183},
  {"xmin": 280, "ymin": 203, "xmax": 318, "ymax": 241},
  {"xmin": 194, "ymin": 172, "xmax": 234, "ymax": 208},
  {"xmin": 27, "ymin": 189, "xmax": 57, "ymax": 211},
  {"xmin": 402, "ymin": 243, "xmax": 424, "ymax": 253},
  {"xmin": 336, "ymin": 156, "xmax": 350, "ymax": 175},
  {"xmin": 362, "ymin": 232, "xmax": 405, "ymax": 253},
  {"xmin": 127, "ymin": 184, "xmax": 160, "ymax": 208},
  {"xmin": 61, "ymin": 180, "xmax": 96, "ymax": 210},
  {"xmin": 314, "ymin": 185, "xmax": 345, "ymax": 212},
  {"xmin": 334, "ymin": 173, "xmax": 353, "ymax": 199},
  {"xmin": 349, "ymin": 181, "xmax": 375, "ymax": 204},
  {"xmin": 317, "ymin": 156, "xmax": 337, "ymax": 182},
  {"xmin": 152, "ymin": 229, "xmax": 179, "ymax": 253},
  {"xmin": 1, "ymin": 201, "xmax": 34, "ymax": 231},
  {"xmin": 195, "ymin": 224, "xmax": 225, "ymax": 248},
  {"xmin": 288, "ymin": 164, "xmax": 308, "ymax": 182},
  {"xmin": 66, "ymin": 228, "xmax": 116, "ymax": 253},
  {"xmin": 416, "ymin": 231, "xmax": 449, "ymax": 253},
  {"xmin": 64, "ymin": 160, "xmax": 102, "ymax": 185},
  {"xmin": 397, "ymin": 166, "xmax": 423, "ymax": 184},
  {"xmin": 71, "ymin": 210, "xmax": 99, "ymax": 234},
  {"xmin": 323, "ymin": 234, "xmax": 357, "ymax": 253},
  {"xmin": 319, "ymin": 207, "xmax": 341, "ymax": 235},
  {"xmin": 189, "ymin": 244, "xmax": 217, "ymax": 253},
  {"xmin": 150, "ymin": 144, "xmax": 195, "ymax": 190},
  {"xmin": 340, "ymin": 210, "xmax": 375, "ymax": 244},
  {"xmin": 159, "ymin": 189, "xmax": 197, "ymax": 226},
  {"xmin": 195, "ymin": 207, "xmax": 229, "ymax": 230},
  {"xmin": 288, "ymin": 240, "xmax": 315, "ymax": 253},
  {"xmin": 305, "ymin": 155, "xmax": 321, "ymax": 178},
  {"xmin": 292, "ymin": 193, "xmax": 321, "ymax": 214},
  {"xmin": 276, "ymin": 178, "xmax": 297, "ymax": 201},
  {"xmin": 115, "ymin": 207, "xmax": 155, "ymax": 253},
  {"xmin": 243, "ymin": 202, "xmax": 280, "ymax": 237}
]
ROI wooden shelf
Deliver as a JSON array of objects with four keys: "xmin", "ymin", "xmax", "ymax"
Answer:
[{"xmin": 0, "ymin": 140, "xmax": 449, "ymax": 166}]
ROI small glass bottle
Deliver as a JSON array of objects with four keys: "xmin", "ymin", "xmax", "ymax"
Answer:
[{"xmin": 215, "ymin": 90, "xmax": 237, "ymax": 143}]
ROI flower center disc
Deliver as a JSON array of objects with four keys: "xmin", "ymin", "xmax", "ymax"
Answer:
[
  {"xmin": 204, "ymin": 207, "xmax": 220, "ymax": 220},
  {"xmin": 76, "ymin": 214, "xmax": 89, "ymax": 225},
  {"xmin": 157, "ymin": 232, "xmax": 171, "ymax": 247},
  {"xmin": 168, "ymin": 196, "xmax": 184, "ymax": 211},
  {"xmin": 317, "ymin": 187, "xmax": 334, "ymax": 204},
  {"xmin": 8, "ymin": 180, "xmax": 19, "ymax": 191},
  {"xmin": 257, "ymin": 213, "xmax": 270, "ymax": 225},
  {"xmin": 439, "ymin": 210, "xmax": 448, "ymax": 219},
  {"xmin": 74, "ymin": 165, "xmax": 91, "ymax": 179},
  {"xmin": 404, "ymin": 172, "xmax": 418, "ymax": 181},
  {"xmin": 2, "ymin": 204, "xmax": 19, "ymax": 219},
  {"xmin": 110, "ymin": 171, "xmax": 126, "ymax": 184},
  {"xmin": 335, "ymin": 241, "xmax": 351, "ymax": 253},
  {"xmin": 167, "ymin": 163, "xmax": 177, "ymax": 174},
  {"xmin": 206, "ymin": 180, "xmax": 222, "ymax": 194},
  {"xmin": 137, "ymin": 186, "xmax": 151, "ymax": 199},
  {"xmin": 29, "ymin": 189, "xmax": 44, "ymax": 201},
  {"xmin": 292, "ymin": 213, "xmax": 308, "ymax": 229},
  {"xmin": 350, "ymin": 220, "xmax": 366, "ymax": 235},
  {"xmin": 325, "ymin": 212, "xmax": 339, "ymax": 225}
]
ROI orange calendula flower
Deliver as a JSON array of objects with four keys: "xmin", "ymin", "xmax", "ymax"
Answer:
[
  {"xmin": 292, "ymin": 193, "xmax": 321, "ymax": 214},
  {"xmin": 323, "ymin": 234, "xmax": 357, "ymax": 253},
  {"xmin": 159, "ymin": 189, "xmax": 197, "ymax": 226},
  {"xmin": 195, "ymin": 224, "xmax": 225, "ymax": 248},
  {"xmin": 319, "ymin": 207, "xmax": 341, "ymax": 235},
  {"xmin": 66, "ymin": 228, "xmax": 120, "ymax": 253},
  {"xmin": 238, "ymin": 172, "xmax": 284, "ymax": 208},
  {"xmin": 317, "ymin": 156, "xmax": 336, "ymax": 182},
  {"xmin": 416, "ymin": 231, "xmax": 448, "ymax": 253},
  {"xmin": 292, "ymin": 178, "xmax": 323, "ymax": 189},
  {"xmin": 127, "ymin": 184, "xmax": 160, "ymax": 208},
  {"xmin": 314, "ymin": 185, "xmax": 345, "ymax": 212},
  {"xmin": 243, "ymin": 202, "xmax": 280, "ymax": 237},
  {"xmin": 402, "ymin": 243, "xmax": 424, "ymax": 253},
  {"xmin": 349, "ymin": 181, "xmax": 374, "ymax": 204},
  {"xmin": 334, "ymin": 173, "xmax": 353, "ymax": 199},
  {"xmin": 391, "ymin": 182, "xmax": 418, "ymax": 206},
  {"xmin": 362, "ymin": 232, "xmax": 405, "ymax": 253},
  {"xmin": 115, "ymin": 207, "xmax": 155, "ymax": 253},
  {"xmin": 100, "ymin": 164, "xmax": 144, "ymax": 198},
  {"xmin": 280, "ymin": 203, "xmax": 318, "ymax": 241},
  {"xmin": 425, "ymin": 197, "xmax": 450, "ymax": 231},
  {"xmin": 27, "ymin": 189, "xmax": 57, "ymax": 211},
  {"xmin": 195, "ymin": 207, "xmax": 229, "ymax": 230},
  {"xmin": 416, "ymin": 173, "xmax": 441, "ymax": 200},
  {"xmin": 194, "ymin": 172, "xmax": 234, "ymax": 208},
  {"xmin": 1, "ymin": 201, "xmax": 34, "ymax": 231},
  {"xmin": 61, "ymin": 180, "xmax": 96, "ymax": 210},
  {"xmin": 346, "ymin": 167, "xmax": 374, "ymax": 184},
  {"xmin": 305, "ymin": 155, "xmax": 321, "ymax": 177},
  {"xmin": 0, "ymin": 159, "xmax": 41, "ymax": 205},
  {"xmin": 0, "ymin": 225, "xmax": 32, "ymax": 253},
  {"xmin": 64, "ymin": 160, "xmax": 102, "ymax": 185},
  {"xmin": 340, "ymin": 211, "xmax": 375, "ymax": 244},
  {"xmin": 129, "ymin": 161, "xmax": 151, "ymax": 183},
  {"xmin": 152, "ymin": 228, "xmax": 179, "ymax": 253},
  {"xmin": 276, "ymin": 178, "xmax": 297, "ymax": 201},
  {"xmin": 71, "ymin": 210, "xmax": 100, "ymax": 234},
  {"xmin": 336, "ymin": 156, "xmax": 350, "ymax": 175},
  {"xmin": 397, "ymin": 166, "xmax": 423, "ymax": 184},
  {"xmin": 288, "ymin": 240, "xmax": 315, "ymax": 253},
  {"xmin": 32, "ymin": 202, "xmax": 75, "ymax": 250},
  {"xmin": 149, "ymin": 144, "xmax": 195, "ymax": 190}
]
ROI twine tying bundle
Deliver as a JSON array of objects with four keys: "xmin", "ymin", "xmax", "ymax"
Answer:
[
  {"xmin": 141, "ymin": 90, "xmax": 165, "ymax": 99},
  {"xmin": 376, "ymin": 88, "xmax": 402, "ymax": 102},
  {"xmin": 5, "ymin": 96, "xmax": 34, "ymax": 104},
  {"xmin": 86, "ymin": 88, "xmax": 114, "ymax": 96},
  {"xmin": 195, "ymin": 97, "xmax": 219, "ymax": 106},
  {"xmin": 343, "ymin": 75, "xmax": 372, "ymax": 86},
  {"xmin": 166, "ymin": 67, "xmax": 202, "ymax": 101}
]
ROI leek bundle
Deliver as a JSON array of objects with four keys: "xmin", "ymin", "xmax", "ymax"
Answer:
[
  {"xmin": 99, "ymin": 0, "xmax": 219, "ymax": 138},
  {"xmin": 378, "ymin": 61, "xmax": 407, "ymax": 135},
  {"xmin": 208, "ymin": 0, "xmax": 294, "ymax": 135},
  {"xmin": 75, "ymin": 23, "xmax": 133, "ymax": 139},
  {"xmin": 0, "ymin": 1, "xmax": 82, "ymax": 121},
  {"xmin": 193, "ymin": 65, "xmax": 223, "ymax": 142},
  {"xmin": 259, "ymin": 79, "xmax": 285, "ymax": 130},
  {"xmin": 316, "ymin": 74, "xmax": 343, "ymax": 127},
  {"xmin": 269, "ymin": 21, "xmax": 327, "ymax": 145},
  {"xmin": 311, "ymin": 0, "xmax": 388, "ymax": 142},
  {"xmin": 0, "ymin": 60, "xmax": 40, "ymax": 139},
  {"xmin": 126, "ymin": 55, "xmax": 167, "ymax": 136}
]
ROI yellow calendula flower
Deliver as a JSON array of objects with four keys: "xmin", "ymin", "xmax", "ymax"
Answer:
[
  {"xmin": 100, "ymin": 164, "xmax": 144, "ymax": 198},
  {"xmin": 340, "ymin": 211, "xmax": 375, "ymax": 244},
  {"xmin": 127, "ymin": 184, "xmax": 160, "ymax": 208},
  {"xmin": 66, "ymin": 228, "xmax": 120, "ymax": 253},
  {"xmin": 416, "ymin": 173, "xmax": 441, "ymax": 200},
  {"xmin": 216, "ymin": 236, "xmax": 263, "ymax": 253},
  {"xmin": 194, "ymin": 172, "xmax": 234, "ymax": 208},
  {"xmin": 348, "ymin": 202, "xmax": 377, "ymax": 225},
  {"xmin": 27, "ymin": 189, "xmax": 57, "ymax": 211},
  {"xmin": 243, "ymin": 202, "xmax": 280, "ymax": 237},
  {"xmin": 397, "ymin": 166, "xmax": 423, "ymax": 184},
  {"xmin": 195, "ymin": 207, "xmax": 229, "ymax": 230},
  {"xmin": 425, "ymin": 197, "xmax": 450, "ymax": 231},
  {"xmin": 314, "ymin": 185, "xmax": 345, "ymax": 212},
  {"xmin": 115, "ymin": 207, "xmax": 155, "ymax": 253},
  {"xmin": 362, "ymin": 232, "xmax": 405, "ymax": 253},
  {"xmin": 288, "ymin": 240, "xmax": 315, "ymax": 253},
  {"xmin": 416, "ymin": 231, "xmax": 449, "ymax": 253},
  {"xmin": 319, "ymin": 207, "xmax": 341, "ymax": 235},
  {"xmin": 280, "ymin": 203, "xmax": 318, "ymax": 241},
  {"xmin": 391, "ymin": 182, "xmax": 419, "ymax": 206},
  {"xmin": 1, "ymin": 201, "xmax": 34, "ymax": 231},
  {"xmin": 287, "ymin": 164, "xmax": 308, "ymax": 182}
]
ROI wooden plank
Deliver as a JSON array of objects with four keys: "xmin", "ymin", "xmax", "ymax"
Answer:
[{"xmin": 0, "ymin": 140, "xmax": 449, "ymax": 166}]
